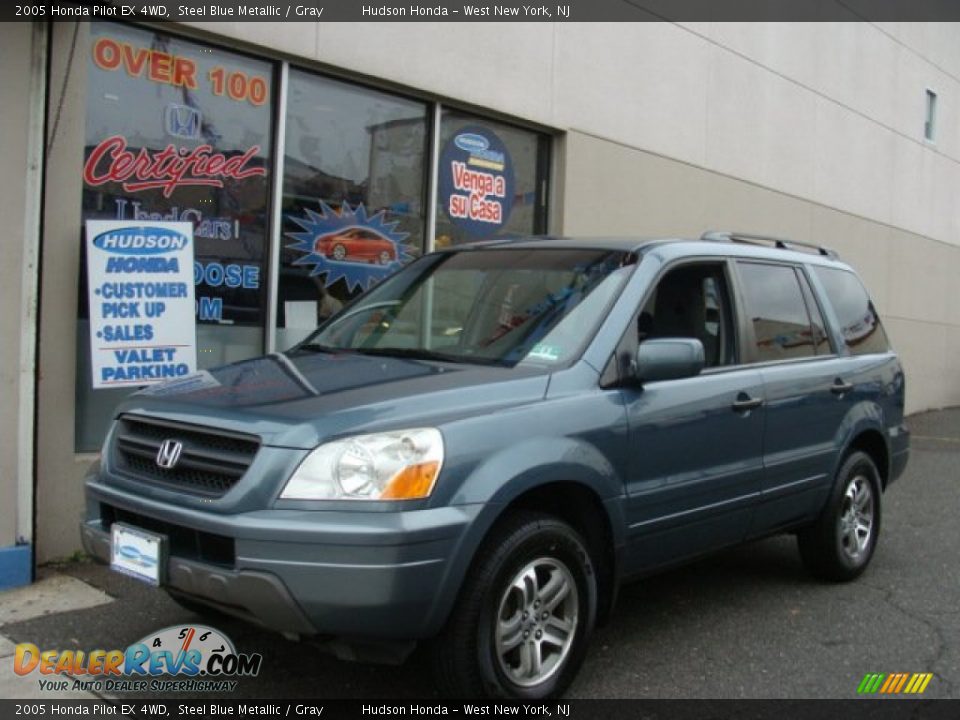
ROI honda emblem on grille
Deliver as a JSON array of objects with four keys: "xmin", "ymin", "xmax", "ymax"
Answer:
[{"xmin": 156, "ymin": 439, "xmax": 183, "ymax": 469}]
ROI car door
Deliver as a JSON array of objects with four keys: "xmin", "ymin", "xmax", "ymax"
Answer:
[
  {"xmin": 617, "ymin": 260, "xmax": 766, "ymax": 575},
  {"xmin": 733, "ymin": 261, "xmax": 853, "ymax": 536}
]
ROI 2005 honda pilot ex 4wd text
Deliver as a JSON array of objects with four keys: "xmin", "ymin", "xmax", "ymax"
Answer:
[{"xmin": 81, "ymin": 232, "xmax": 910, "ymax": 698}]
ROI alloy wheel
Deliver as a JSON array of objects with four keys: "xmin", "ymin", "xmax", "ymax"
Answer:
[{"xmin": 494, "ymin": 557, "xmax": 579, "ymax": 688}]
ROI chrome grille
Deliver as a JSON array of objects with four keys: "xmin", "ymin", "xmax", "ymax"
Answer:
[{"xmin": 112, "ymin": 415, "xmax": 260, "ymax": 497}]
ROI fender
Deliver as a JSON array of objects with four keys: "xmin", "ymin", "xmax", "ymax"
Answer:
[
  {"xmin": 419, "ymin": 435, "xmax": 628, "ymax": 637},
  {"xmin": 828, "ymin": 399, "xmax": 890, "ymax": 490}
]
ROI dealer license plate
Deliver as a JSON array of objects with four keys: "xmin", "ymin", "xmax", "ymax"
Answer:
[{"xmin": 110, "ymin": 523, "xmax": 166, "ymax": 586}]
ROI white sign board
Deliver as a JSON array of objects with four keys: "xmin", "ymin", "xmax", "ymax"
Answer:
[{"xmin": 86, "ymin": 220, "xmax": 197, "ymax": 389}]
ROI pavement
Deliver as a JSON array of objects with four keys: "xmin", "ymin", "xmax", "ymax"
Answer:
[{"xmin": 1, "ymin": 408, "xmax": 958, "ymax": 700}]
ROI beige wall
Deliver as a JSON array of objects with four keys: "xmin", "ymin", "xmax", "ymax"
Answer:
[
  {"xmin": 0, "ymin": 24, "xmax": 32, "ymax": 549},
  {"xmin": 184, "ymin": 22, "xmax": 960, "ymax": 249},
  {"xmin": 36, "ymin": 22, "xmax": 92, "ymax": 562},
  {"xmin": 560, "ymin": 130, "xmax": 960, "ymax": 413}
]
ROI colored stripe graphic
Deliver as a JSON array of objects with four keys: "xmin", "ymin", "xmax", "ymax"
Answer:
[
  {"xmin": 858, "ymin": 673, "xmax": 885, "ymax": 693},
  {"xmin": 880, "ymin": 674, "xmax": 897, "ymax": 693},
  {"xmin": 858, "ymin": 672, "xmax": 932, "ymax": 694}
]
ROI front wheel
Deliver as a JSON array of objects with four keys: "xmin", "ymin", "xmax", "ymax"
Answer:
[
  {"xmin": 431, "ymin": 512, "xmax": 596, "ymax": 698},
  {"xmin": 798, "ymin": 451, "xmax": 882, "ymax": 581}
]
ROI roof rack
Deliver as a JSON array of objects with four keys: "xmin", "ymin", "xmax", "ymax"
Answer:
[{"xmin": 700, "ymin": 230, "xmax": 838, "ymax": 259}]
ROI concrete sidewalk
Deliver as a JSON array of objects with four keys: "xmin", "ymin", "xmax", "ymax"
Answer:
[{"xmin": 0, "ymin": 571, "xmax": 114, "ymax": 699}]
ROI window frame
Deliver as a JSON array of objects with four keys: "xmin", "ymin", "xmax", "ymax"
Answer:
[
  {"xmin": 75, "ymin": 21, "xmax": 283, "ymax": 452},
  {"xmin": 601, "ymin": 256, "xmax": 748, "ymax": 388},
  {"xmin": 796, "ymin": 265, "xmax": 837, "ymax": 357},
  {"xmin": 924, "ymin": 87, "xmax": 938, "ymax": 143},
  {"xmin": 268, "ymin": 62, "xmax": 555, "ymax": 351}
]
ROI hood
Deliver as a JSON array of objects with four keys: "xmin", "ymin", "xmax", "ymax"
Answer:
[{"xmin": 115, "ymin": 350, "xmax": 550, "ymax": 448}]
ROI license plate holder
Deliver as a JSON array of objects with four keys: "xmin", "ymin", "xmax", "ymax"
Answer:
[{"xmin": 110, "ymin": 522, "xmax": 167, "ymax": 586}]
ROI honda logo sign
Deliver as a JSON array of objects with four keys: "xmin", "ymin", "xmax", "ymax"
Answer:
[{"xmin": 164, "ymin": 103, "xmax": 202, "ymax": 140}]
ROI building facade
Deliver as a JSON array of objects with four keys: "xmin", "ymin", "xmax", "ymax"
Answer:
[{"xmin": 1, "ymin": 20, "xmax": 958, "ymax": 583}]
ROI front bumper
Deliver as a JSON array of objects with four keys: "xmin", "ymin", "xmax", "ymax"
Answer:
[{"xmin": 82, "ymin": 476, "xmax": 481, "ymax": 641}]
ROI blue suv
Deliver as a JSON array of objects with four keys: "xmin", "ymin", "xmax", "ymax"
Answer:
[{"xmin": 81, "ymin": 232, "xmax": 909, "ymax": 698}]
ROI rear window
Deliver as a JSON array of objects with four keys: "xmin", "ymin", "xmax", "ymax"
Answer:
[{"xmin": 813, "ymin": 266, "xmax": 890, "ymax": 355}]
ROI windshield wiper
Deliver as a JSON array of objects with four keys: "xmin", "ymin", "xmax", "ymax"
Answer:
[
  {"xmin": 296, "ymin": 342, "xmax": 343, "ymax": 354},
  {"xmin": 352, "ymin": 347, "xmax": 502, "ymax": 366}
]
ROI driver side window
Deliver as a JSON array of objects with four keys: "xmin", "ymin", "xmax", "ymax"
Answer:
[{"xmin": 639, "ymin": 263, "xmax": 736, "ymax": 368}]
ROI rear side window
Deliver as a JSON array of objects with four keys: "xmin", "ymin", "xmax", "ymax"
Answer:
[
  {"xmin": 813, "ymin": 266, "xmax": 890, "ymax": 355},
  {"xmin": 737, "ymin": 262, "xmax": 821, "ymax": 363}
]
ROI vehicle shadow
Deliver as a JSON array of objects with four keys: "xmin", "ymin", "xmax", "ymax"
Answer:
[{"xmin": 8, "ymin": 535, "xmax": 818, "ymax": 700}]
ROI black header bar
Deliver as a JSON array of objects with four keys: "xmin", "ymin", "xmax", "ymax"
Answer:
[
  {"xmin": 1, "ymin": 700, "xmax": 958, "ymax": 719},
  {"xmin": 3, "ymin": 0, "xmax": 960, "ymax": 22}
]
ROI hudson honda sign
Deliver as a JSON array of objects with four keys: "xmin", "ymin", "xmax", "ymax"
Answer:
[{"xmin": 85, "ymin": 220, "xmax": 197, "ymax": 388}]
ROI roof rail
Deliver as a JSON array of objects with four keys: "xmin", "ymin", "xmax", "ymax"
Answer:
[{"xmin": 700, "ymin": 230, "xmax": 838, "ymax": 259}]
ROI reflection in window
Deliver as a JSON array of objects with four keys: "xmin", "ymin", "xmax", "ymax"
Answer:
[
  {"xmin": 277, "ymin": 70, "xmax": 429, "ymax": 350},
  {"xmin": 738, "ymin": 263, "xmax": 818, "ymax": 362},
  {"xmin": 814, "ymin": 266, "xmax": 890, "ymax": 355},
  {"xmin": 309, "ymin": 249, "xmax": 630, "ymax": 366},
  {"xmin": 798, "ymin": 271, "xmax": 832, "ymax": 354}
]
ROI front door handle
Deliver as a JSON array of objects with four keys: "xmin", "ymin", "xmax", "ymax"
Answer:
[
  {"xmin": 732, "ymin": 394, "xmax": 763, "ymax": 412},
  {"xmin": 831, "ymin": 379, "xmax": 854, "ymax": 395}
]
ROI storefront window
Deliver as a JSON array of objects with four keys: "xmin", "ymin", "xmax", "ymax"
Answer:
[
  {"xmin": 435, "ymin": 110, "xmax": 550, "ymax": 247},
  {"xmin": 276, "ymin": 70, "xmax": 429, "ymax": 350},
  {"xmin": 72, "ymin": 27, "xmax": 551, "ymax": 452},
  {"xmin": 76, "ymin": 23, "xmax": 274, "ymax": 451}
]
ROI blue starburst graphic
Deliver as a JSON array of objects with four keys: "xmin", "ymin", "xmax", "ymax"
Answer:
[{"xmin": 287, "ymin": 201, "xmax": 413, "ymax": 292}]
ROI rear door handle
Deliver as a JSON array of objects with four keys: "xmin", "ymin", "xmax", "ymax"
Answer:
[
  {"xmin": 831, "ymin": 379, "xmax": 854, "ymax": 395},
  {"xmin": 732, "ymin": 394, "xmax": 763, "ymax": 412}
]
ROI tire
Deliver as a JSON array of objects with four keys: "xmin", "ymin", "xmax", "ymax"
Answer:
[
  {"xmin": 798, "ymin": 451, "xmax": 882, "ymax": 582},
  {"xmin": 431, "ymin": 512, "xmax": 597, "ymax": 699},
  {"xmin": 332, "ymin": 243, "xmax": 347, "ymax": 261}
]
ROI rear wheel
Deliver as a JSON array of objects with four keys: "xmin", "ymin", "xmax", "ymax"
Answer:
[
  {"xmin": 431, "ymin": 512, "xmax": 596, "ymax": 698},
  {"xmin": 798, "ymin": 451, "xmax": 882, "ymax": 581}
]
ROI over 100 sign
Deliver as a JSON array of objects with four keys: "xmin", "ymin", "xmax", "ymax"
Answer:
[{"xmin": 86, "ymin": 220, "xmax": 197, "ymax": 389}]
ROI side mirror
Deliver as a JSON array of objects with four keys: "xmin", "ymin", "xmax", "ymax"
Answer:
[{"xmin": 634, "ymin": 338, "xmax": 705, "ymax": 383}]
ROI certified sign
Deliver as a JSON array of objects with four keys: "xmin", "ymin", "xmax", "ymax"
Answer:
[{"xmin": 85, "ymin": 220, "xmax": 197, "ymax": 389}]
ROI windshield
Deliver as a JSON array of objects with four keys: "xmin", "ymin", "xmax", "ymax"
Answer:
[{"xmin": 296, "ymin": 248, "xmax": 635, "ymax": 366}]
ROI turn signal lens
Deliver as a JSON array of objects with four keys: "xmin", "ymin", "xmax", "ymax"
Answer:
[{"xmin": 381, "ymin": 461, "xmax": 441, "ymax": 500}]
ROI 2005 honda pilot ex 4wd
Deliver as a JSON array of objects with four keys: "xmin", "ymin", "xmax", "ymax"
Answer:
[{"xmin": 81, "ymin": 232, "xmax": 910, "ymax": 698}]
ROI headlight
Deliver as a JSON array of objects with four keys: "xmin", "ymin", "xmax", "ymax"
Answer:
[{"xmin": 279, "ymin": 428, "xmax": 444, "ymax": 501}]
